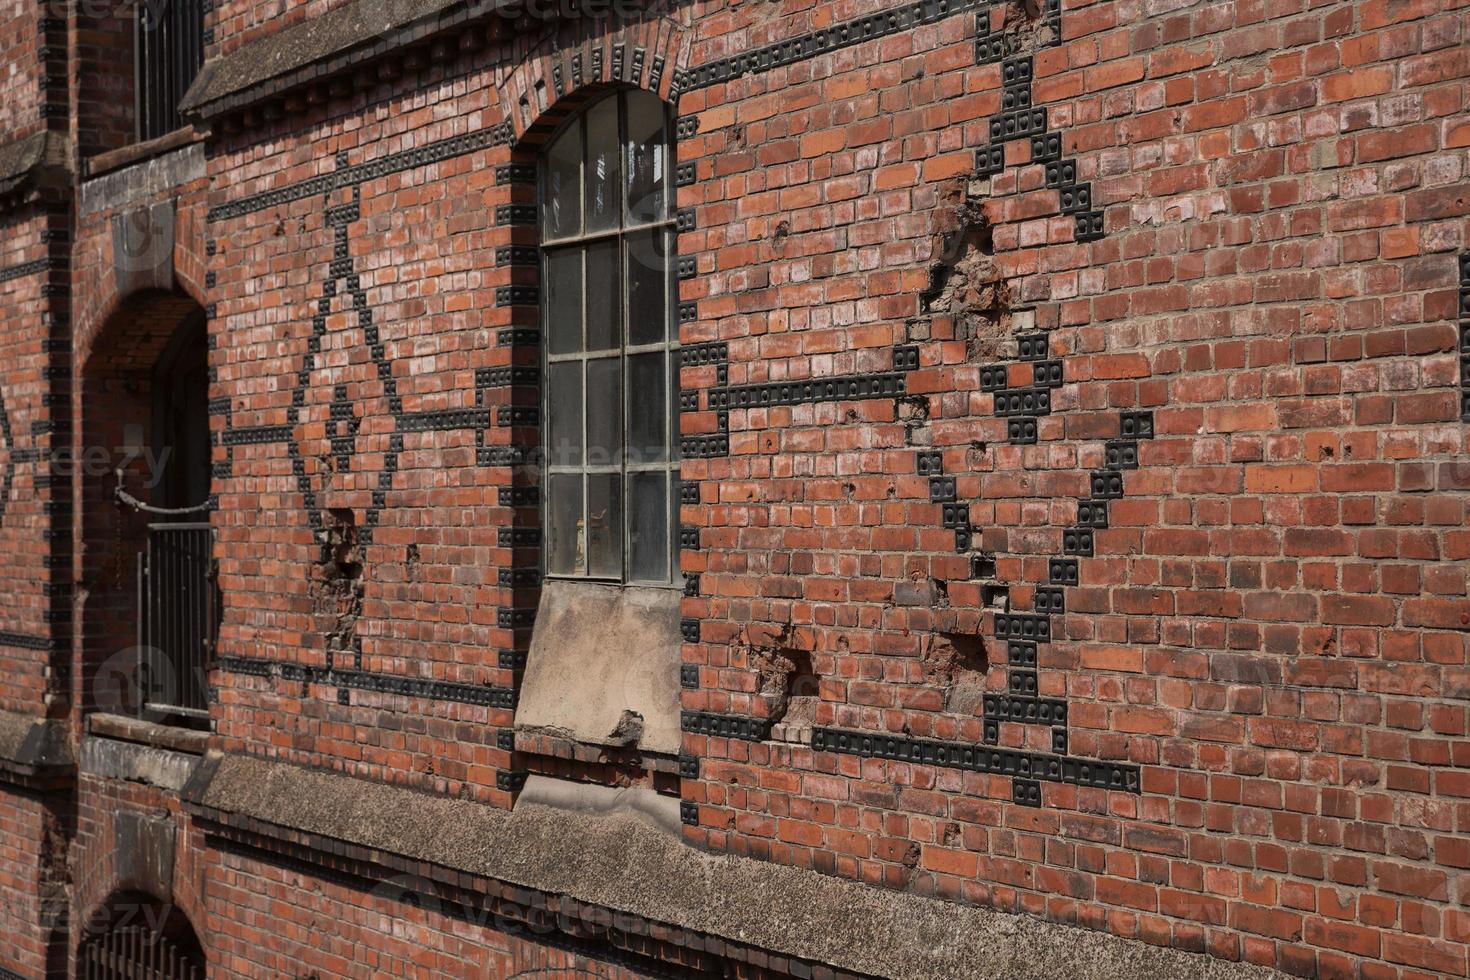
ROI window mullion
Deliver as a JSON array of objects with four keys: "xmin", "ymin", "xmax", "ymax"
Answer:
[
  {"xmin": 620, "ymin": 227, "xmax": 631, "ymax": 583},
  {"xmin": 619, "ymin": 94, "xmax": 631, "ymax": 583}
]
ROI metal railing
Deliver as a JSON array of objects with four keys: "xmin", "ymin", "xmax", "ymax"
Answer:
[
  {"xmin": 136, "ymin": 520, "xmax": 214, "ymax": 719},
  {"xmin": 135, "ymin": 0, "xmax": 206, "ymax": 142},
  {"xmin": 80, "ymin": 923, "xmax": 206, "ymax": 980},
  {"xmin": 117, "ymin": 472, "xmax": 215, "ymax": 720}
]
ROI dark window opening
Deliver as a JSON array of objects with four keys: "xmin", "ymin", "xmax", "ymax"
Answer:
[
  {"xmin": 135, "ymin": 0, "xmax": 205, "ymax": 142},
  {"xmin": 134, "ymin": 314, "xmax": 215, "ymax": 724},
  {"xmin": 152, "ymin": 314, "xmax": 211, "ymax": 510}
]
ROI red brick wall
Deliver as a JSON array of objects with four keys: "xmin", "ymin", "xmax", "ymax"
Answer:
[
  {"xmin": 205, "ymin": 844, "xmax": 687, "ymax": 978},
  {"xmin": 0, "ymin": 3, "xmax": 40, "ymax": 143},
  {"xmin": 183, "ymin": 0, "xmax": 1470, "ymax": 973},
  {"xmin": 69, "ymin": 772, "xmax": 208, "ymax": 980},
  {"xmin": 202, "ymin": 53, "xmax": 516, "ymax": 798},
  {"xmin": 73, "ymin": 4, "xmax": 137, "ymax": 154},
  {"xmin": 0, "ymin": 787, "xmax": 66, "ymax": 978},
  {"xmin": 0, "ymin": 0, "xmax": 1460, "ymax": 977},
  {"xmin": 0, "ymin": 213, "xmax": 61, "ymax": 714},
  {"xmin": 674, "ymin": 0, "xmax": 1470, "ymax": 974}
]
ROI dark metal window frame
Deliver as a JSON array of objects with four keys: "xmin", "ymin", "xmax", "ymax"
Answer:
[
  {"xmin": 134, "ymin": 0, "xmax": 206, "ymax": 143},
  {"xmin": 539, "ymin": 88, "xmax": 680, "ymax": 587}
]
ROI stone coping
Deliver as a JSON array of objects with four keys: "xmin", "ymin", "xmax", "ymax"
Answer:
[
  {"xmin": 0, "ymin": 707, "xmax": 72, "ymax": 786},
  {"xmin": 180, "ymin": 0, "xmax": 495, "ymax": 118},
  {"xmin": 186, "ymin": 751, "xmax": 1285, "ymax": 980},
  {"xmin": 0, "ymin": 131, "xmax": 70, "ymax": 198}
]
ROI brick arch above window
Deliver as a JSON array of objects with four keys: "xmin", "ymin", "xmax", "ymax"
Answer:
[{"xmin": 494, "ymin": 14, "xmax": 691, "ymax": 151}]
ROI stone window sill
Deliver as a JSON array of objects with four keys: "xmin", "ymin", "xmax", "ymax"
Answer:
[
  {"xmin": 513, "ymin": 729, "xmax": 681, "ymax": 775},
  {"xmin": 85, "ymin": 126, "xmax": 203, "ymax": 180},
  {"xmin": 87, "ymin": 712, "xmax": 210, "ymax": 756}
]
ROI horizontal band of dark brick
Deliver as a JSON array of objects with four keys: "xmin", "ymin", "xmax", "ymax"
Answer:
[
  {"xmin": 705, "ymin": 372, "xmax": 906, "ymax": 411},
  {"xmin": 0, "ymin": 631, "xmax": 54, "ymax": 652},
  {"xmin": 216, "ymin": 656, "xmax": 514, "ymax": 708},
  {"xmin": 811, "ymin": 726, "xmax": 1140, "ymax": 794},
  {"xmin": 206, "ymin": 127, "xmax": 508, "ymax": 223},
  {"xmin": 0, "ymin": 257, "xmax": 52, "ymax": 285},
  {"xmin": 671, "ymin": 0, "xmax": 993, "ymax": 95},
  {"xmin": 680, "ymin": 710, "xmax": 773, "ymax": 742}
]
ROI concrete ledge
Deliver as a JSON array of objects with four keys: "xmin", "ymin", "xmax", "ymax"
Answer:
[
  {"xmin": 516, "ymin": 774, "xmax": 681, "ymax": 836},
  {"xmin": 186, "ymin": 752, "xmax": 1283, "ymax": 980},
  {"xmin": 180, "ymin": 0, "xmax": 509, "ymax": 119},
  {"xmin": 80, "ymin": 736, "xmax": 202, "ymax": 793},
  {"xmin": 0, "ymin": 131, "xmax": 70, "ymax": 199},
  {"xmin": 0, "ymin": 708, "xmax": 73, "ymax": 789},
  {"xmin": 78, "ymin": 142, "xmax": 206, "ymax": 218}
]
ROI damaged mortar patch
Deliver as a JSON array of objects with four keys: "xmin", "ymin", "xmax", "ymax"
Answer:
[
  {"xmin": 609, "ymin": 709, "xmax": 645, "ymax": 747},
  {"xmin": 750, "ymin": 640, "xmax": 818, "ymax": 727},
  {"xmin": 923, "ymin": 630, "xmax": 991, "ymax": 715},
  {"xmin": 917, "ymin": 179, "xmax": 1012, "ymax": 362},
  {"xmin": 312, "ymin": 507, "xmax": 363, "ymax": 665}
]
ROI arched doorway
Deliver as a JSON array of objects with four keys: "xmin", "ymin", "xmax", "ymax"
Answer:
[
  {"xmin": 76, "ymin": 891, "xmax": 205, "ymax": 979},
  {"xmin": 80, "ymin": 293, "xmax": 215, "ymax": 726}
]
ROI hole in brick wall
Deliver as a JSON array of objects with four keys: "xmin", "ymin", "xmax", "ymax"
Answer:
[
  {"xmin": 920, "ymin": 209, "xmax": 993, "ymax": 313},
  {"xmin": 312, "ymin": 508, "xmax": 363, "ymax": 662},
  {"xmin": 918, "ymin": 181, "xmax": 1011, "ymax": 361},
  {"xmin": 771, "ymin": 219, "xmax": 791, "ymax": 255},
  {"xmin": 897, "ymin": 393, "xmax": 930, "ymax": 422},
  {"xmin": 1006, "ymin": 0, "xmax": 1062, "ymax": 43},
  {"xmin": 784, "ymin": 649, "xmax": 817, "ymax": 700},
  {"xmin": 934, "ymin": 632, "xmax": 988, "ymax": 673},
  {"xmin": 982, "ymin": 584, "xmax": 1009, "ymax": 610},
  {"xmin": 926, "ymin": 631, "xmax": 991, "ymax": 714},
  {"xmin": 758, "ymin": 647, "xmax": 819, "ymax": 729}
]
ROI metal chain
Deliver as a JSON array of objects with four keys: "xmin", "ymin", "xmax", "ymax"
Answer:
[{"xmin": 112, "ymin": 468, "xmax": 212, "ymax": 516}]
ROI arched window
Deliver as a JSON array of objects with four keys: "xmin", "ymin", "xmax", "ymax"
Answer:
[{"xmin": 540, "ymin": 90, "xmax": 678, "ymax": 585}]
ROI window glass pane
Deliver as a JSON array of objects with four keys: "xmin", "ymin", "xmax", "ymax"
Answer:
[
  {"xmin": 546, "ymin": 361, "xmax": 583, "ymax": 467},
  {"xmin": 626, "ymin": 229, "xmax": 670, "ymax": 347},
  {"xmin": 584, "ymin": 96, "xmax": 621, "ymax": 235},
  {"xmin": 543, "ymin": 120, "xmax": 582, "ymax": 240},
  {"xmin": 587, "ymin": 472, "xmax": 623, "ymax": 578},
  {"xmin": 545, "ymin": 246, "xmax": 583, "ymax": 355},
  {"xmin": 627, "ymin": 352, "xmax": 667, "ymax": 464},
  {"xmin": 539, "ymin": 91, "xmax": 678, "ymax": 586},
  {"xmin": 625, "ymin": 90, "xmax": 669, "ymax": 224},
  {"xmin": 547, "ymin": 474, "xmax": 583, "ymax": 575},
  {"xmin": 628, "ymin": 471, "xmax": 668, "ymax": 582},
  {"xmin": 584, "ymin": 240, "xmax": 621, "ymax": 352},
  {"xmin": 585, "ymin": 357, "xmax": 622, "ymax": 466}
]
